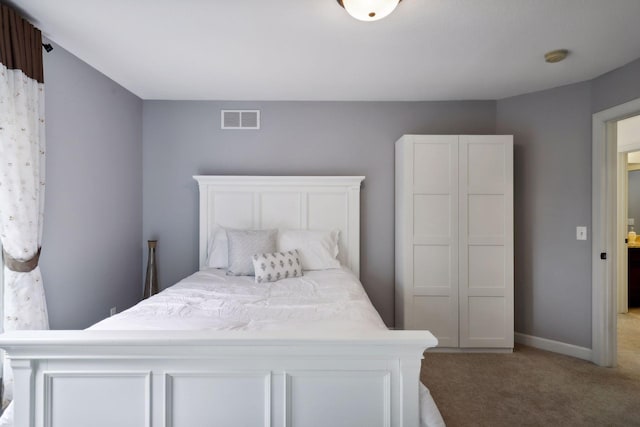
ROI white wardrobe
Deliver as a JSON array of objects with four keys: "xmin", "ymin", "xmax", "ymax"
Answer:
[{"xmin": 395, "ymin": 135, "xmax": 514, "ymax": 349}]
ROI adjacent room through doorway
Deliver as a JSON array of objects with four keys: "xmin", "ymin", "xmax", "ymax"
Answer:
[{"xmin": 617, "ymin": 115, "xmax": 640, "ymax": 374}]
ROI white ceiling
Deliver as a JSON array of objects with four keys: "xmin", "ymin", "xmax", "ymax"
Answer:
[{"xmin": 7, "ymin": 0, "xmax": 640, "ymax": 101}]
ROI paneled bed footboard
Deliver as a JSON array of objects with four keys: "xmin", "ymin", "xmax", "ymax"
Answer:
[{"xmin": 0, "ymin": 329, "xmax": 437, "ymax": 427}]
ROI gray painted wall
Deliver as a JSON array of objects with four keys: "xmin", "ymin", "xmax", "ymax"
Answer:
[
  {"xmin": 629, "ymin": 170, "xmax": 640, "ymax": 227},
  {"xmin": 492, "ymin": 56, "xmax": 640, "ymax": 349},
  {"xmin": 142, "ymin": 100, "xmax": 496, "ymax": 326},
  {"xmin": 496, "ymin": 82, "xmax": 593, "ymax": 348},
  {"xmin": 591, "ymin": 57, "xmax": 640, "ymax": 114},
  {"xmin": 41, "ymin": 42, "xmax": 143, "ymax": 329},
  {"xmin": 36, "ymin": 32, "xmax": 640, "ymax": 347}
]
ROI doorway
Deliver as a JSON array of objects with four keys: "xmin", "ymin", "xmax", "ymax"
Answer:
[
  {"xmin": 592, "ymin": 98, "xmax": 640, "ymax": 367},
  {"xmin": 619, "ymin": 147, "xmax": 640, "ymax": 313},
  {"xmin": 616, "ymin": 132, "xmax": 640, "ymax": 372}
]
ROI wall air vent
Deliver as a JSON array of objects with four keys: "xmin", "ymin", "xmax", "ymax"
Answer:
[{"xmin": 221, "ymin": 110, "xmax": 260, "ymax": 130}]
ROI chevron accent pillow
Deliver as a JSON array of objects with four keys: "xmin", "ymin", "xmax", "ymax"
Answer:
[
  {"xmin": 253, "ymin": 250, "xmax": 303, "ymax": 283},
  {"xmin": 226, "ymin": 229, "xmax": 277, "ymax": 276}
]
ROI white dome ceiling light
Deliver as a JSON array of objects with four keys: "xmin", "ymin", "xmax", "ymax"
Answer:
[{"xmin": 337, "ymin": 0, "xmax": 401, "ymax": 22}]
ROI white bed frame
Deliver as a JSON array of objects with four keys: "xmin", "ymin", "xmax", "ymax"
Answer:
[{"xmin": 0, "ymin": 176, "xmax": 437, "ymax": 427}]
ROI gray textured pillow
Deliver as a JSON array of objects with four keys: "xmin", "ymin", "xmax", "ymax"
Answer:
[{"xmin": 226, "ymin": 229, "xmax": 277, "ymax": 276}]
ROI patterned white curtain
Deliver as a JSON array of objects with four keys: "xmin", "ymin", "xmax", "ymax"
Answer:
[{"xmin": 0, "ymin": 4, "xmax": 49, "ymax": 412}]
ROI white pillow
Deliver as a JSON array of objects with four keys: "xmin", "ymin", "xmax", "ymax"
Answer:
[
  {"xmin": 206, "ymin": 225, "xmax": 229, "ymax": 268},
  {"xmin": 253, "ymin": 250, "xmax": 303, "ymax": 283},
  {"xmin": 226, "ymin": 229, "xmax": 278, "ymax": 276},
  {"xmin": 278, "ymin": 229, "xmax": 340, "ymax": 270}
]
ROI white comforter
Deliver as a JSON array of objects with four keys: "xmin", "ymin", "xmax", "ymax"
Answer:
[
  {"xmin": 2, "ymin": 268, "xmax": 445, "ymax": 427},
  {"xmin": 91, "ymin": 267, "xmax": 387, "ymax": 332},
  {"xmin": 88, "ymin": 267, "xmax": 445, "ymax": 427}
]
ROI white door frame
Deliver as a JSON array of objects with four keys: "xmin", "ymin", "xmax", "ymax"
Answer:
[{"xmin": 592, "ymin": 97, "xmax": 640, "ymax": 366}]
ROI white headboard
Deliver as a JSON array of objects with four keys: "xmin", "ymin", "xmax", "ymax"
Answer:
[{"xmin": 193, "ymin": 176, "xmax": 365, "ymax": 277}]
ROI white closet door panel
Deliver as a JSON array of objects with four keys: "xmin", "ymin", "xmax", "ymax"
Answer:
[
  {"xmin": 468, "ymin": 195, "xmax": 505, "ymax": 238},
  {"xmin": 407, "ymin": 137, "xmax": 458, "ymax": 347},
  {"xmin": 412, "ymin": 297, "xmax": 458, "ymax": 347},
  {"xmin": 413, "ymin": 245, "xmax": 450, "ymax": 290},
  {"xmin": 467, "ymin": 140, "xmax": 506, "ymax": 193},
  {"xmin": 413, "ymin": 136, "xmax": 456, "ymax": 194},
  {"xmin": 468, "ymin": 246, "xmax": 505, "ymax": 289},
  {"xmin": 459, "ymin": 136, "xmax": 513, "ymax": 348},
  {"xmin": 467, "ymin": 297, "xmax": 507, "ymax": 342},
  {"xmin": 414, "ymin": 195, "xmax": 452, "ymax": 238}
]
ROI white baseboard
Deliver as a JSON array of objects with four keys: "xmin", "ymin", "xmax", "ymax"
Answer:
[
  {"xmin": 427, "ymin": 347, "xmax": 513, "ymax": 354},
  {"xmin": 514, "ymin": 332, "xmax": 593, "ymax": 361}
]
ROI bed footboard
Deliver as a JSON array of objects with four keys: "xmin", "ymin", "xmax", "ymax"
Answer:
[{"xmin": 0, "ymin": 329, "xmax": 437, "ymax": 427}]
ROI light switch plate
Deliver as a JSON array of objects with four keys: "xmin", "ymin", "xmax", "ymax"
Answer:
[{"xmin": 577, "ymin": 226, "xmax": 587, "ymax": 241}]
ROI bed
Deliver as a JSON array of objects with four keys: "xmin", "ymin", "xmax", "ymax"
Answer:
[{"xmin": 0, "ymin": 175, "xmax": 439, "ymax": 427}]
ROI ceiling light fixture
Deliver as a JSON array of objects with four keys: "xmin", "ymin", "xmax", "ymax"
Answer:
[
  {"xmin": 337, "ymin": 0, "xmax": 401, "ymax": 22},
  {"xmin": 544, "ymin": 49, "xmax": 569, "ymax": 63}
]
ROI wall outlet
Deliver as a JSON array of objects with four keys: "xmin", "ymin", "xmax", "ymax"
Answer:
[
  {"xmin": 110, "ymin": 306, "xmax": 117, "ymax": 316},
  {"xmin": 577, "ymin": 226, "xmax": 587, "ymax": 241}
]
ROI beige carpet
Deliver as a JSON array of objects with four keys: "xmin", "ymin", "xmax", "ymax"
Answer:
[
  {"xmin": 619, "ymin": 308, "xmax": 640, "ymax": 374},
  {"xmin": 420, "ymin": 309, "xmax": 640, "ymax": 427}
]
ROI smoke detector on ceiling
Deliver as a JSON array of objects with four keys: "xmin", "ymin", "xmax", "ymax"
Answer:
[{"xmin": 544, "ymin": 49, "xmax": 569, "ymax": 63}]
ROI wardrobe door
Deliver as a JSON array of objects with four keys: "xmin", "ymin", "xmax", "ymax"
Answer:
[
  {"xmin": 459, "ymin": 135, "xmax": 514, "ymax": 348},
  {"xmin": 407, "ymin": 135, "xmax": 459, "ymax": 347}
]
